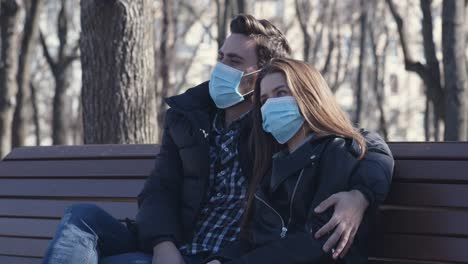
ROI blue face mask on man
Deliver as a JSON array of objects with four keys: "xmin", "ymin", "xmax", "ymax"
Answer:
[
  {"xmin": 209, "ymin": 62, "xmax": 262, "ymax": 109},
  {"xmin": 261, "ymin": 96, "xmax": 305, "ymax": 144}
]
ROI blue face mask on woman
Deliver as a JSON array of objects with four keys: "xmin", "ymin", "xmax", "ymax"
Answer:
[
  {"xmin": 261, "ymin": 96, "xmax": 305, "ymax": 144},
  {"xmin": 209, "ymin": 62, "xmax": 261, "ymax": 109}
]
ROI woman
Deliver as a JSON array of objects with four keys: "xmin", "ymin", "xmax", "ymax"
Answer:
[{"xmin": 207, "ymin": 58, "xmax": 377, "ymax": 263}]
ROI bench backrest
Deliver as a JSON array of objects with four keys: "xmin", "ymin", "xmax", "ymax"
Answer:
[
  {"xmin": 370, "ymin": 142, "xmax": 468, "ymax": 263},
  {"xmin": 0, "ymin": 142, "xmax": 467, "ymax": 263},
  {"xmin": 0, "ymin": 145, "xmax": 158, "ymax": 262}
]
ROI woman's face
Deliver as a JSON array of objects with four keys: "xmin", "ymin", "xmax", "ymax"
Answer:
[{"xmin": 259, "ymin": 72, "xmax": 292, "ymax": 105}]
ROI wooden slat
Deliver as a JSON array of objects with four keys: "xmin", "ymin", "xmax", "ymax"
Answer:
[
  {"xmin": 0, "ymin": 237, "xmax": 48, "ymax": 258},
  {"xmin": 388, "ymin": 142, "xmax": 468, "ymax": 160},
  {"xmin": 369, "ymin": 234, "xmax": 468, "ymax": 262},
  {"xmin": 384, "ymin": 183, "xmax": 468, "ymax": 208},
  {"xmin": 4, "ymin": 144, "xmax": 160, "ymax": 161},
  {"xmin": 377, "ymin": 208, "xmax": 468, "ymax": 236},
  {"xmin": 0, "ymin": 255, "xmax": 42, "ymax": 264},
  {"xmin": 4, "ymin": 142, "xmax": 468, "ymax": 161},
  {"xmin": 393, "ymin": 160, "xmax": 468, "ymax": 182},
  {"xmin": 368, "ymin": 258, "xmax": 458, "ymax": 264},
  {"xmin": 0, "ymin": 199, "xmax": 137, "ymax": 219},
  {"xmin": 0, "ymin": 217, "xmax": 128, "ymax": 238},
  {"xmin": 5, "ymin": 142, "xmax": 468, "ymax": 161},
  {"xmin": 0, "ymin": 179, "xmax": 144, "ymax": 198},
  {"xmin": 0, "ymin": 159, "xmax": 154, "ymax": 178},
  {"xmin": 0, "ymin": 218, "xmax": 59, "ymax": 238}
]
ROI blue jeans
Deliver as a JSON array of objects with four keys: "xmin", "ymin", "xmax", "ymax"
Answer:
[{"xmin": 42, "ymin": 203, "xmax": 204, "ymax": 264}]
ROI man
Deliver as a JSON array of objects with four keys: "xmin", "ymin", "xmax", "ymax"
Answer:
[{"xmin": 42, "ymin": 14, "xmax": 393, "ymax": 264}]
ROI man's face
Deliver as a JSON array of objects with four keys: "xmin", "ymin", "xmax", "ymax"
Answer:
[{"xmin": 217, "ymin": 33, "xmax": 259, "ymax": 95}]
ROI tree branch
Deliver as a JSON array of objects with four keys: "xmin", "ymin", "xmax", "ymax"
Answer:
[
  {"xmin": 385, "ymin": 0, "xmax": 426, "ymax": 77},
  {"xmin": 295, "ymin": 0, "xmax": 311, "ymax": 61},
  {"xmin": 39, "ymin": 30, "xmax": 57, "ymax": 73},
  {"xmin": 63, "ymin": 40, "xmax": 80, "ymax": 68},
  {"xmin": 174, "ymin": 27, "xmax": 210, "ymax": 94}
]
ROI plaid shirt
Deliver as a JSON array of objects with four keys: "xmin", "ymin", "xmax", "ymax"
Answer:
[{"xmin": 180, "ymin": 112, "xmax": 248, "ymax": 255}]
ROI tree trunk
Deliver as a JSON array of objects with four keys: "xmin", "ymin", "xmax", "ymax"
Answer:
[
  {"xmin": 81, "ymin": 0, "xmax": 157, "ymax": 144},
  {"xmin": 40, "ymin": 0, "xmax": 78, "ymax": 145},
  {"xmin": 368, "ymin": 18, "xmax": 389, "ymax": 141},
  {"xmin": 52, "ymin": 69, "xmax": 70, "ymax": 145},
  {"xmin": 331, "ymin": 21, "xmax": 356, "ymax": 93},
  {"xmin": 386, "ymin": 0, "xmax": 445, "ymax": 140},
  {"xmin": 156, "ymin": 0, "xmax": 172, "ymax": 139},
  {"xmin": 443, "ymin": 0, "xmax": 467, "ymax": 140},
  {"xmin": 30, "ymin": 82, "xmax": 40, "ymax": 146},
  {"xmin": 236, "ymin": 0, "xmax": 251, "ymax": 14},
  {"xmin": 310, "ymin": 2, "xmax": 330, "ymax": 65},
  {"xmin": 420, "ymin": 0, "xmax": 444, "ymax": 141},
  {"xmin": 12, "ymin": 0, "xmax": 43, "ymax": 148},
  {"xmin": 40, "ymin": 31, "xmax": 74, "ymax": 145},
  {"xmin": 424, "ymin": 97, "xmax": 431, "ymax": 141},
  {"xmin": 295, "ymin": 0, "xmax": 311, "ymax": 61},
  {"xmin": 355, "ymin": 0, "xmax": 367, "ymax": 125},
  {"xmin": 215, "ymin": 0, "xmax": 231, "ymax": 50},
  {"xmin": 0, "ymin": 0, "xmax": 22, "ymax": 157},
  {"xmin": 52, "ymin": 0, "xmax": 71, "ymax": 145}
]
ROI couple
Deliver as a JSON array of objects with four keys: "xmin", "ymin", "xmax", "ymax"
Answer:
[{"xmin": 42, "ymin": 14, "xmax": 393, "ymax": 264}]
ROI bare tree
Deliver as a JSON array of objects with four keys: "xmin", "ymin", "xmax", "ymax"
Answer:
[
  {"xmin": 215, "ymin": 0, "xmax": 232, "ymax": 50},
  {"xmin": 310, "ymin": 1, "xmax": 331, "ymax": 65},
  {"xmin": 386, "ymin": 0, "xmax": 444, "ymax": 140},
  {"xmin": 29, "ymin": 82, "xmax": 40, "ymax": 145},
  {"xmin": 295, "ymin": 0, "xmax": 332, "ymax": 63},
  {"xmin": 174, "ymin": 22, "xmax": 216, "ymax": 94},
  {"xmin": 421, "ymin": 0, "xmax": 444, "ymax": 140},
  {"xmin": 235, "ymin": 0, "xmax": 251, "ymax": 14},
  {"xmin": 154, "ymin": 1, "xmax": 214, "ymax": 139},
  {"xmin": 156, "ymin": 0, "xmax": 173, "ymax": 137},
  {"xmin": 0, "ymin": 0, "xmax": 22, "ymax": 157},
  {"xmin": 355, "ymin": 0, "xmax": 367, "ymax": 125},
  {"xmin": 320, "ymin": 2, "xmax": 338, "ymax": 76},
  {"xmin": 443, "ymin": 0, "xmax": 467, "ymax": 140},
  {"xmin": 368, "ymin": 2, "xmax": 389, "ymax": 140},
  {"xmin": 330, "ymin": 18, "xmax": 357, "ymax": 93},
  {"xmin": 295, "ymin": 0, "xmax": 312, "ymax": 61},
  {"xmin": 12, "ymin": 0, "xmax": 44, "ymax": 148},
  {"xmin": 80, "ymin": 0, "xmax": 157, "ymax": 144},
  {"xmin": 40, "ymin": 0, "xmax": 80, "ymax": 145}
]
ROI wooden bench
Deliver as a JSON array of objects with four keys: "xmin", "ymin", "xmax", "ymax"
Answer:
[{"xmin": 0, "ymin": 143, "xmax": 467, "ymax": 263}]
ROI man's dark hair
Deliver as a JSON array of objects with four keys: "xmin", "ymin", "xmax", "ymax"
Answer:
[{"xmin": 230, "ymin": 14, "xmax": 292, "ymax": 67}]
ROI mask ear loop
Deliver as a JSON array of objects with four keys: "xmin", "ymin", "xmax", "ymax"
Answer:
[
  {"xmin": 239, "ymin": 68, "xmax": 263, "ymax": 97},
  {"xmin": 243, "ymin": 68, "xmax": 263, "ymax": 77},
  {"xmin": 241, "ymin": 89, "xmax": 255, "ymax": 97}
]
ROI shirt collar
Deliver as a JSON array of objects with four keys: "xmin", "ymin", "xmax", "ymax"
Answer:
[{"xmin": 212, "ymin": 110, "xmax": 251, "ymax": 134}]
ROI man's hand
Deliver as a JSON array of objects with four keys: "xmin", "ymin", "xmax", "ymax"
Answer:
[
  {"xmin": 153, "ymin": 241, "xmax": 185, "ymax": 264},
  {"xmin": 314, "ymin": 190, "xmax": 369, "ymax": 259},
  {"xmin": 206, "ymin": 260, "xmax": 222, "ymax": 264}
]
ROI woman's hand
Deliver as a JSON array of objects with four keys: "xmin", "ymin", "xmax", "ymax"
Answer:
[
  {"xmin": 313, "ymin": 190, "xmax": 369, "ymax": 259},
  {"xmin": 152, "ymin": 241, "xmax": 186, "ymax": 264},
  {"xmin": 206, "ymin": 260, "xmax": 222, "ymax": 264}
]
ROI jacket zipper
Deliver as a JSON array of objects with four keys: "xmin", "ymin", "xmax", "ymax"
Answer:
[
  {"xmin": 254, "ymin": 193, "xmax": 288, "ymax": 238},
  {"xmin": 287, "ymin": 168, "xmax": 305, "ymax": 230},
  {"xmin": 254, "ymin": 168, "xmax": 306, "ymax": 239}
]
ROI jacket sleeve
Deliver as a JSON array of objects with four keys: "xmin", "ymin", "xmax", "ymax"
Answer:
[
  {"xmin": 136, "ymin": 109, "xmax": 184, "ymax": 252},
  {"xmin": 351, "ymin": 129, "xmax": 395, "ymax": 209}
]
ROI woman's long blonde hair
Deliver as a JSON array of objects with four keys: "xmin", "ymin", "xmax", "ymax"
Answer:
[{"xmin": 242, "ymin": 58, "xmax": 367, "ymax": 234}]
